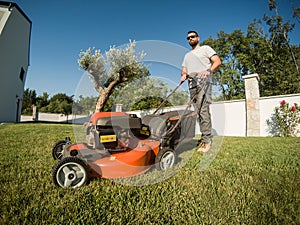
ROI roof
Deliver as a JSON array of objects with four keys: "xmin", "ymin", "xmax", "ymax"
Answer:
[{"xmin": 0, "ymin": 1, "xmax": 31, "ymax": 24}]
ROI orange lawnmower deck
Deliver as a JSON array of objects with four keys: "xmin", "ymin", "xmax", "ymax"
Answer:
[{"xmin": 67, "ymin": 139, "xmax": 160, "ymax": 179}]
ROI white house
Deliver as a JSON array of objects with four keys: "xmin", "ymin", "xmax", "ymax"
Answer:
[{"xmin": 0, "ymin": 1, "xmax": 31, "ymax": 122}]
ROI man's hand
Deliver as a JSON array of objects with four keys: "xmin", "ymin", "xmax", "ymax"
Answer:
[
  {"xmin": 197, "ymin": 69, "xmax": 211, "ymax": 78},
  {"xmin": 180, "ymin": 73, "xmax": 187, "ymax": 83}
]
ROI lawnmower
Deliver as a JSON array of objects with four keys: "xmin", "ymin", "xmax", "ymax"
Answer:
[{"xmin": 51, "ymin": 82, "xmax": 197, "ymax": 188}]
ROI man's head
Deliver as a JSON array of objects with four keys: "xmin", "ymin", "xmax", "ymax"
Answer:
[{"xmin": 187, "ymin": 30, "xmax": 199, "ymax": 47}]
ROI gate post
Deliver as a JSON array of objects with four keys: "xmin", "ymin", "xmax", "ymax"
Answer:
[{"xmin": 242, "ymin": 74, "xmax": 260, "ymax": 136}]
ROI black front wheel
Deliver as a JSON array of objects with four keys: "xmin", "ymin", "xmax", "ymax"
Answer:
[
  {"xmin": 52, "ymin": 157, "xmax": 89, "ymax": 188},
  {"xmin": 155, "ymin": 148, "xmax": 176, "ymax": 170},
  {"xmin": 52, "ymin": 140, "xmax": 66, "ymax": 160}
]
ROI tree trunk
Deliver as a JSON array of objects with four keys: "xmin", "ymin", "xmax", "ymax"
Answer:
[
  {"xmin": 94, "ymin": 77, "xmax": 120, "ymax": 112},
  {"xmin": 95, "ymin": 94, "xmax": 108, "ymax": 112},
  {"xmin": 95, "ymin": 88, "xmax": 108, "ymax": 112}
]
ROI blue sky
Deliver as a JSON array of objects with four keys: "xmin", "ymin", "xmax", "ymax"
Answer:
[{"xmin": 13, "ymin": 0, "xmax": 300, "ymax": 97}]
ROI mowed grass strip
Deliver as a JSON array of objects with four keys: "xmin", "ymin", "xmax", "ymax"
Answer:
[{"xmin": 0, "ymin": 123, "xmax": 299, "ymax": 224}]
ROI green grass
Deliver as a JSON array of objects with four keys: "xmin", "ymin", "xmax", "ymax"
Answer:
[{"xmin": 0, "ymin": 123, "xmax": 299, "ymax": 224}]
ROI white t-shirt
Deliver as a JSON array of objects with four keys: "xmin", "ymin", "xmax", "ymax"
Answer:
[{"xmin": 182, "ymin": 45, "xmax": 217, "ymax": 74}]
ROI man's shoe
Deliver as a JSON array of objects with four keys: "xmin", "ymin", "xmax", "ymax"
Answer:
[{"xmin": 197, "ymin": 141, "xmax": 211, "ymax": 153}]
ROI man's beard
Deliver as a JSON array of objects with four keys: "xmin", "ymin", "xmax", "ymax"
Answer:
[{"xmin": 189, "ymin": 40, "xmax": 198, "ymax": 47}]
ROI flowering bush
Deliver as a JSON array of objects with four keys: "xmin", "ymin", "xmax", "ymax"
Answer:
[{"xmin": 273, "ymin": 100, "xmax": 300, "ymax": 137}]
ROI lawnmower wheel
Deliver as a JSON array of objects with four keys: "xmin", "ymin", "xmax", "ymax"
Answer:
[
  {"xmin": 52, "ymin": 157, "xmax": 89, "ymax": 188},
  {"xmin": 52, "ymin": 140, "xmax": 66, "ymax": 160},
  {"xmin": 155, "ymin": 148, "xmax": 176, "ymax": 170}
]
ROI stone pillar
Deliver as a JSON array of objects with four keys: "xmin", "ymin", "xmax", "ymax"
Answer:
[
  {"xmin": 32, "ymin": 105, "xmax": 38, "ymax": 121},
  {"xmin": 242, "ymin": 74, "xmax": 260, "ymax": 136},
  {"xmin": 114, "ymin": 104, "xmax": 123, "ymax": 112}
]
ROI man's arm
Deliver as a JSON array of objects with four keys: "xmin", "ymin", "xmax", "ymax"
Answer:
[
  {"xmin": 181, "ymin": 67, "xmax": 187, "ymax": 83},
  {"xmin": 210, "ymin": 54, "xmax": 221, "ymax": 72},
  {"xmin": 198, "ymin": 54, "xmax": 222, "ymax": 78}
]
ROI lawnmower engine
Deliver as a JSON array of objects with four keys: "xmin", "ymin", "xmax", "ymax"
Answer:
[{"xmin": 86, "ymin": 112, "xmax": 150, "ymax": 151}]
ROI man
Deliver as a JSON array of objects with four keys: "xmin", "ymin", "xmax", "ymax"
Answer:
[{"xmin": 181, "ymin": 30, "xmax": 221, "ymax": 152}]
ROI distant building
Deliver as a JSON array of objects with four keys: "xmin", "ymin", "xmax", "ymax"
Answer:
[{"xmin": 0, "ymin": 1, "xmax": 31, "ymax": 122}]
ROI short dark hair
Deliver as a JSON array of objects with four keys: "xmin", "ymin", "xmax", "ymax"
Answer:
[{"xmin": 187, "ymin": 30, "xmax": 198, "ymax": 36}]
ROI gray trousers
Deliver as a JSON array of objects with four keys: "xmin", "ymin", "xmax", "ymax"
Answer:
[{"xmin": 189, "ymin": 82, "xmax": 212, "ymax": 143}]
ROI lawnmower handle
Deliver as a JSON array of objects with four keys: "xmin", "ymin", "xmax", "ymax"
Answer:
[{"xmin": 152, "ymin": 80, "xmax": 184, "ymax": 115}]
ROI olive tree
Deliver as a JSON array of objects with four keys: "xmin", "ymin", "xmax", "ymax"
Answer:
[{"xmin": 78, "ymin": 41, "xmax": 150, "ymax": 112}]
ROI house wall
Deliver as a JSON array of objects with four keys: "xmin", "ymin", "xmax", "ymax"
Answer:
[{"xmin": 0, "ymin": 3, "xmax": 31, "ymax": 122}]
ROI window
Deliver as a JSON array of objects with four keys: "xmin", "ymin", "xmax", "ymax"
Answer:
[{"xmin": 19, "ymin": 67, "xmax": 25, "ymax": 82}]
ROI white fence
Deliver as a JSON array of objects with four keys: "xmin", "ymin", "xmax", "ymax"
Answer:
[
  {"xmin": 210, "ymin": 94, "xmax": 300, "ymax": 137},
  {"xmin": 21, "ymin": 93, "xmax": 300, "ymax": 137},
  {"xmin": 21, "ymin": 113, "xmax": 88, "ymax": 124}
]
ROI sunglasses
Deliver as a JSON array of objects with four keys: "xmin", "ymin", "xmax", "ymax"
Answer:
[{"xmin": 187, "ymin": 35, "xmax": 197, "ymax": 40}]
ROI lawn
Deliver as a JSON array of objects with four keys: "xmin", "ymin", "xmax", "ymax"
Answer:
[{"xmin": 0, "ymin": 123, "xmax": 299, "ymax": 224}]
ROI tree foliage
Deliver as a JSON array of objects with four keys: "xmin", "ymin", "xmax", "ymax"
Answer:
[
  {"xmin": 110, "ymin": 77, "xmax": 189, "ymax": 111},
  {"xmin": 72, "ymin": 95, "xmax": 97, "ymax": 115},
  {"xmin": 22, "ymin": 88, "xmax": 37, "ymax": 115},
  {"xmin": 202, "ymin": 30, "xmax": 247, "ymax": 100},
  {"xmin": 22, "ymin": 82, "xmax": 189, "ymax": 116},
  {"xmin": 244, "ymin": 0, "xmax": 300, "ymax": 96},
  {"xmin": 131, "ymin": 96, "xmax": 171, "ymax": 111},
  {"xmin": 78, "ymin": 41, "xmax": 150, "ymax": 112},
  {"xmin": 36, "ymin": 92, "xmax": 49, "ymax": 111},
  {"xmin": 43, "ymin": 93, "xmax": 73, "ymax": 115},
  {"xmin": 21, "ymin": 90, "xmax": 74, "ymax": 116},
  {"xmin": 202, "ymin": 0, "xmax": 300, "ymax": 99}
]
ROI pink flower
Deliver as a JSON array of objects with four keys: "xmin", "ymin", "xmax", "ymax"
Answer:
[
  {"xmin": 280, "ymin": 100, "xmax": 286, "ymax": 105},
  {"xmin": 291, "ymin": 106, "xmax": 296, "ymax": 112}
]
